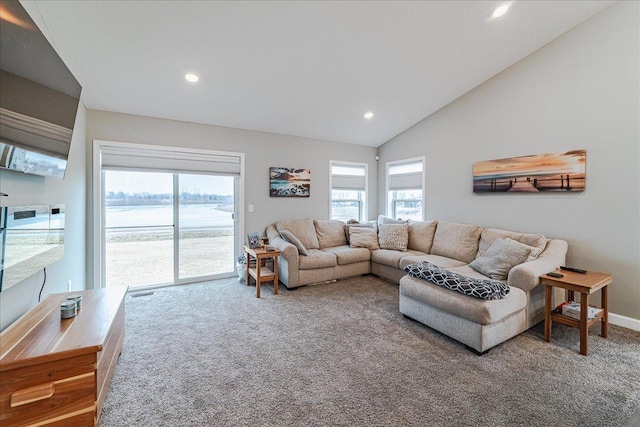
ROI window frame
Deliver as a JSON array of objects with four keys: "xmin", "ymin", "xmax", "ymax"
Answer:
[
  {"xmin": 329, "ymin": 160, "xmax": 368, "ymax": 222},
  {"xmin": 385, "ymin": 156, "xmax": 425, "ymax": 220}
]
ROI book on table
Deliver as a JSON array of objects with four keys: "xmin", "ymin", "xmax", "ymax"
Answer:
[{"xmin": 556, "ymin": 301, "xmax": 601, "ymax": 320}]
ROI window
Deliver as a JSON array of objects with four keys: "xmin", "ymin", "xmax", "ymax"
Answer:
[
  {"xmin": 387, "ymin": 158, "xmax": 424, "ymax": 220},
  {"xmin": 330, "ymin": 161, "xmax": 367, "ymax": 222}
]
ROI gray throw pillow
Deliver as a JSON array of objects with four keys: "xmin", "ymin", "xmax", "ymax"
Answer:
[
  {"xmin": 378, "ymin": 223, "xmax": 409, "ymax": 251},
  {"xmin": 469, "ymin": 238, "xmax": 536, "ymax": 280},
  {"xmin": 280, "ymin": 229, "xmax": 308, "ymax": 256}
]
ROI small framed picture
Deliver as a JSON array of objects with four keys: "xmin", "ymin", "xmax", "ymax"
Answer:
[{"xmin": 247, "ymin": 232, "xmax": 261, "ymax": 248}]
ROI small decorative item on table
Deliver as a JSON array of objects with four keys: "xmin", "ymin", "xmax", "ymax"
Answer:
[{"xmin": 247, "ymin": 232, "xmax": 261, "ymax": 248}]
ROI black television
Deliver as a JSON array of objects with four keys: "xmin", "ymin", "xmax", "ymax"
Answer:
[{"xmin": 0, "ymin": 0, "xmax": 82, "ymax": 178}]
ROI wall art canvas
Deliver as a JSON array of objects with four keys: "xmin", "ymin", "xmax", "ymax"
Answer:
[
  {"xmin": 473, "ymin": 150, "xmax": 586, "ymax": 193},
  {"xmin": 269, "ymin": 167, "xmax": 311, "ymax": 197}
]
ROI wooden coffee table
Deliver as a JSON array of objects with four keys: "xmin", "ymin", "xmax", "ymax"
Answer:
[
  {"xmin": 244, "ymin": 245, "xmax": 280, "ymax": 298},
  {"xmin": 541, "ymin": 269, "xmax": 613, "ymax": 355}
]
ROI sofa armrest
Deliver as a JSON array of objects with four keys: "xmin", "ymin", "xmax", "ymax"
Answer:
[
  {"xmin": 266, "ymin": 224, "xmax": 300, "ymax": 287},
  {"xmin": 508, "ymin": 239, "xmax": 568, "ymax": 293}
]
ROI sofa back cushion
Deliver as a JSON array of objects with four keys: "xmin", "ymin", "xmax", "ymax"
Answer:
[
  {"xmin": 476, "ymin": 228, "xmax": 546, "ymax": 259},
  {"xmin": 314, "ymin": 219, "xmax": 348, "ymax": 249},
  {"xmin": 348, "ymin": 227, "xmax": 380, "ymax": 250},
  {"xmin": 407, "ymin": 220, "xmax": 438, "ymax": 253},
  {"xmin": 378, "ymin": 223, "xmax": 409, "ymax": 251},
  {"xmin": 430, "ymin": 221, "xmax": 482, "ymax": 263},
  {"xmin": 275, "ymin": 218, "xmax": 320, "ymax": 250}
]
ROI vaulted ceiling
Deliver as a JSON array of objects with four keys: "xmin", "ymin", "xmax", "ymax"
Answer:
[{"xmin": 23, "ymin": 1, "xmax": 614, "ymax": 147}]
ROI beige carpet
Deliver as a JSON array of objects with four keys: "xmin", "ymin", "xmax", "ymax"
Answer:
[{"xmin": 99, "ymin": 276, "xmax": 640, "ymax": 427}]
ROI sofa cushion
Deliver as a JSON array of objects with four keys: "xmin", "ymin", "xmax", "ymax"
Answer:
[
  {"xmin": 476, "ymin": 228, "xmax": 546, "ymax": 259},
  {"xmin": 399, "ymin": 254, "xmax": 466, "ymax": 270},
  {"xmin": 276, "ymin": 218, "xmax": 320, "ymax": 250},
  {"xmin": 348, "ymin": 227, "xmax": 380, "ymax": 250},
  {"xmin": 372, "ymin": 249, "xmax": 424, "ymax": 268},
  {"xmin": 344, "ymin": 222, "xmax": 376, "ymax": 242},
  {"xmin": 298, "ymin": 249, "xmax": 337, "ymax": 270},
  {"xmin": 407, "ymin": 220, "xmax": 437, "ymax": 253},
  {"xmin": 400, "ymin": 275, "xmax": 526, "ymax": 325},
  {"xmin": 430, "ymin": 221, "xmax": 482, "ymax": 263},
  {"xmin": 280, "ymin": 230, "xmax": 308, "ymax": 256},
  {"xmin": 469, "ymin": 238, "xmax": 539, "ymax": 280},
  {"xmin": 378, "ymin": 223, "xmax": 409, "ymax": 251},
  {"xmin": 322, "ymin": 246, "xmax": 371, "ymax": 265},
  {"xmin": 404, "ymin": 261, "xmax": 510, "ymax": 300},
  {"xmin": 314, "ymin": 220, "xmax": 348, "ymax": 249}
]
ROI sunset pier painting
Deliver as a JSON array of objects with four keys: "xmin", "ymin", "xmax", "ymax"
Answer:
[{"xmin": 473, "ymin": 150, "xmax": 586, "ymax": 193}]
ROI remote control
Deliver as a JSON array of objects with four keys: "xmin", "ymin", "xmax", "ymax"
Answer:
[
  {"xmin": 547, "ymin": 272, "xmax": 564, "ymax": 278},
  {"xmin": 559, "ymin": 266, "xmax": 587, "ymax": 274}
]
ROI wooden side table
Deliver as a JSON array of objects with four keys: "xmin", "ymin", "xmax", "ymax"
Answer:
[
  {"xmin": 244, "ymin": 245, "xmax": 280, "ymax": 298},
  {"xmin": 541, "ymin": 270, "xmax": 613, "ymax": 355}
]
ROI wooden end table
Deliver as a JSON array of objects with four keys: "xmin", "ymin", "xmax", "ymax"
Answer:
[
  {"xmin": 541, "ymin": 269, "xmax": 613, "ymax": 356},
  {"xmin": 244, "ymin": 245, "xmax": 280, "ymax": 298}
]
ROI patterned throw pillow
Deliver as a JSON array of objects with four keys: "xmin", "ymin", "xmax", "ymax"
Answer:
[
  {"xmin": 378, "ymin": 223, "xmax": 409, "ymax": 251},
  {"xmin": 404, "ymin": 261, "xmax": 510, "ymax": 300}
]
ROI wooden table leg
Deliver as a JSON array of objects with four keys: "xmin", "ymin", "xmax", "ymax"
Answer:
[
  {"xmin": 601, "ymin": 285, "xmax": 609, "ymax": 338},
  {"xmin": 567, "ymin": 290, "xmax": 575, "ymax": 302},
  {"xmin": 256, "ymin": 256, "xmax": 261, "ymax": 298},
  {"xmin": 580, "ymin": 293, "xmax": 589, "ymax": 356},
  {"xmin": 273, "ymin": 256, "xmax": 279, "ymax": 295},
  {"xmin": 246, "ymin": 253, "xmax": 250, "ymax": 286},
  {"xmin": 544, "ymin": 284, "xmax": 552, "ymax": 342}
]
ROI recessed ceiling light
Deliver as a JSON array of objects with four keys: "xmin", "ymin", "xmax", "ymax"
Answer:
[
  {"xmin": 492, "ymin": 3, "xmax": 510, "ymax": 18},
  {"xmin": 185, "ymin": 73, "xmax": 199, "ymax": 83},
  {"xmin": 364, "ymin": 111, "xmax": 374, "ymax": 119}
]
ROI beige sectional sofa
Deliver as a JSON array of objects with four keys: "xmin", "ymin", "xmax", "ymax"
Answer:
[{"xmin": 265, "ymin": 217, "xmax": 568, "ymax": 353}]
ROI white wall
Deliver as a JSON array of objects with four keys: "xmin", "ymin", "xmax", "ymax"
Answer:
[
  {"xmin": 86, "ymin": 110, "xmax": 378, "ymax": 285},
  {"xmin": 378, "ymin": 2, "xmax": 639, "ymax": 320},
  {"xmin": 0, "ymin": 103, "xmax": 87, "ymax": 330}
]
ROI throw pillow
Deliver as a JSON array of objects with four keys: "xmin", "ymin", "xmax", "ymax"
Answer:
[
  {"xmin": 377, "ymin": 215, "xmax": 408, "ymax": 226},
  {"xmin": 348, "ymin": 227, "xmax": 380, "ymax": 250},
  {"xmin": 404, "ymin": 261, "xmax": 510, "ymax": 300},
  {"xmin": 378, "ymin": 223, "xmax": 409, "ymax": 251},
  {"xmin": 280, "ymin": 229, "xmax": 308, "ymax": 256},
  {"xmin": 468, "ymin": 238, "xmax": 537, "ymax": 280},
  {"xmin": 344, "ymin": 223, "xmax": 375, "ymax": 242}
]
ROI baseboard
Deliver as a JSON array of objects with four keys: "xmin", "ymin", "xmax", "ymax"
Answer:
[{"xmin": 609, "ymin": 312, "xmax": 640, "ymax": 332}]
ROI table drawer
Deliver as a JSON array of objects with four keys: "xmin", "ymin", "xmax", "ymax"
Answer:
[{"xmin": 0, "ymin": 353, "xmax": 96, "ymax": 427}]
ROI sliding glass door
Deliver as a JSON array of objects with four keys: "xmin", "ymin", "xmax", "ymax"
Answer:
[
  {"xmin": 178, "ymin": 174, "xmax": 234, "ymax": 280},
  {"xmin": 104, "ymin": 170, "xmax": 236, "ymax": 289}
]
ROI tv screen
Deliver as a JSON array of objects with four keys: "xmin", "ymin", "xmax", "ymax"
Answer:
[
  {"xmin": 0, "ymin": 0, "xmax": 82, "ymax": 178},
  {"xmin": 0, "ymin": 204, "xmax": 65, "ymax": 292}
]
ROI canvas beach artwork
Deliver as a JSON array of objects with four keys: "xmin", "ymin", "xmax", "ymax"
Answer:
[
  {"xmin": 473, "ymin": 150, "xmax": 586, "ymax": 193},
  {"xmin": 269, "ymin": 167, "xmax": 311, "ymax": 197}
]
